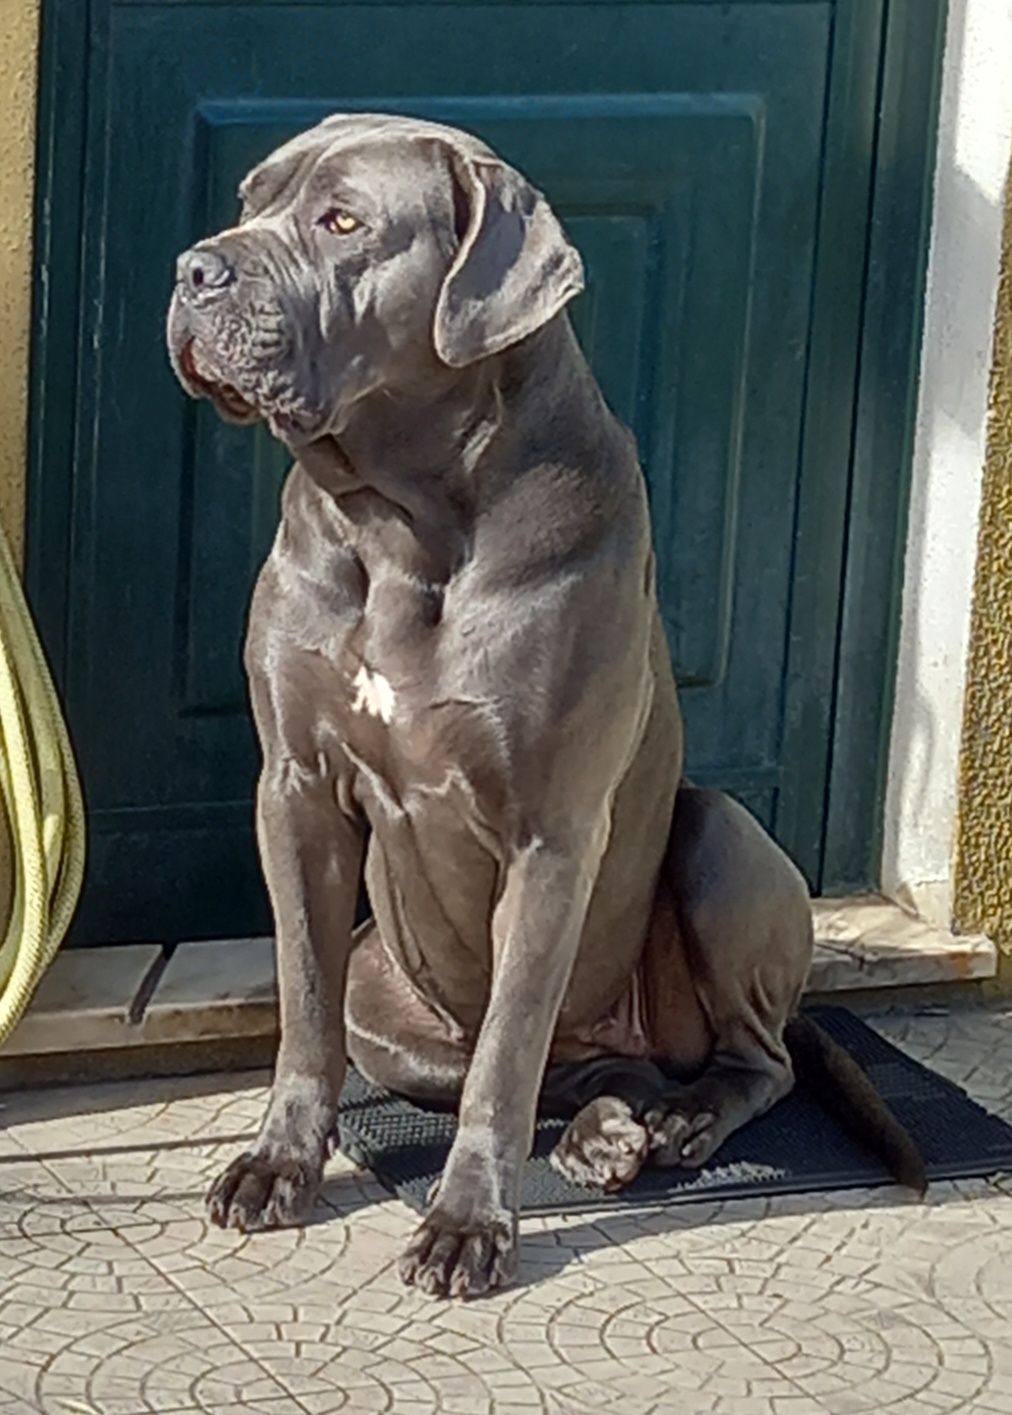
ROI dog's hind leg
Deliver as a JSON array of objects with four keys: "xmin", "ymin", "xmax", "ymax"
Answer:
[
  {"xmin": 345, "ymin": 920, "xmax": 471, "ymax": 1107},
  {"xmin": 639, "ymin": 788, "xmax": 925, "ymax": 1191},
  {"xmin": 544, "ymin": 786, "xmax": 808, "ymax": 1188},
  {"xmin": 643, "ymin": 785, "xmax": 812, "ymax": 1169}
]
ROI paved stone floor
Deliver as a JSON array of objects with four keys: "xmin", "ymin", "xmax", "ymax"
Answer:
[{"xmin": 1, "ymin": 1006, "xmax": 1012, "ymax": 1415}]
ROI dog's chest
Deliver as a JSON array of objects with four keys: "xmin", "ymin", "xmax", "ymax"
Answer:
[
  {"xmin": 268, "ymin": 480, "xmax": 509, "ymax": 830},
  {"xmin": 327, "ymin": 566, "xmax": 501, "ymax": 807}
]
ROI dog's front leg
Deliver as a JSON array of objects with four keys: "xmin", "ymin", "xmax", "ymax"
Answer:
[
  {"xmin": 399, "ymin": 832, "xmax": 603, "ymax": 1298},
  {"xmin": 207, "ymin": 763, "xmax": 365, "ymax": 1231}
]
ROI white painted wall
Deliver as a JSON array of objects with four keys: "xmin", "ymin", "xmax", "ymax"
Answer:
[{"xmin": 881, "ymin": 0, "xmax": 1012, "ymax": 927}]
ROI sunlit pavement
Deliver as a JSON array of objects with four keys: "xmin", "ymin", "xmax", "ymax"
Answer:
[{"xmin": 2, "ymin": 1006, "xmax": 1012, "ymax": 1415}]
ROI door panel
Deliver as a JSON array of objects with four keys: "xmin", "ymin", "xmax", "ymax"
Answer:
[{"xmin": 35, "ymin": 0, "xmax": 890, "ymax": 942}]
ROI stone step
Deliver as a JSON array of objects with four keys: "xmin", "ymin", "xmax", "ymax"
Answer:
[{"xmin": 0, "ymin": 895, "xmax": 996, "ymax": 1060}]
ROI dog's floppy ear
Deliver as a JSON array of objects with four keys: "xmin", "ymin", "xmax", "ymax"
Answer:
[{"xmin": 433, "ymin": 153, "xmax": 585, "ymax": 368}]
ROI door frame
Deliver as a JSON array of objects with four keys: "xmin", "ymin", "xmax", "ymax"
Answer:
[{"xmin": 25, "ymin": 0, "xmax": 948, "ymax": 898}]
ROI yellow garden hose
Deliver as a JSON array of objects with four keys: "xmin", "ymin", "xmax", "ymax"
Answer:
[{"xmin": 0, "ymin": 518, "xmax": 85, "ymax": 1047}]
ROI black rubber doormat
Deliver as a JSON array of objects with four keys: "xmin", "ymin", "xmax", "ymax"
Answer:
[{"xmin": 335, "ymin": 1005, "xmax": 1012, "ymax": 1215}]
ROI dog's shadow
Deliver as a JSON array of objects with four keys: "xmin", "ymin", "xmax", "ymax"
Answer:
[
  {"xmin": 504, "ymin": 1176, "xmax": 1000, "ymax": 1292},
  {"xmin": 315, "ymin": 1140, "xmax": 1005, "ymax": 1294}
]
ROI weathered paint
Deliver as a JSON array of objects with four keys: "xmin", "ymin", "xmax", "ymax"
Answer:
[{"xmin": 0, "ymin": 0, "xmax": 39, "ymax": 562}]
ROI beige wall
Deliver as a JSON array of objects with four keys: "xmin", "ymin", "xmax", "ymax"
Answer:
[
  {"xmin": 0, "ymin": 0, "xmax": 40, "ymax": 563},
  {"xmin": 954, "ymin": 166, "xmax": 1012, "ymax": 960}
]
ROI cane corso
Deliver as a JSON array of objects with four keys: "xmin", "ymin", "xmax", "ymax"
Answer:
[{"xmin": 167, "ymin": 113, "xmax": 924, "ymax": 1299}]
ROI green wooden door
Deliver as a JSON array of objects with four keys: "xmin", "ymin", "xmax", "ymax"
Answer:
[{"xmin": 29, "ymin": 0, "xmax": 946, "ymax": 944}]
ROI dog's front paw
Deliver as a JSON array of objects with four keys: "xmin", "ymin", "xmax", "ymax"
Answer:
[
  {"xmin": 206, "ymin": 1149, "xmax": 321, "ymax": 1231},
  {"xmin": 398, "ymin": 1195, "xmax": 518, "ymax": 1299},
  {"xmin": 550, "ymin": 1096, "xmax": 649, "ymax": 1191}
]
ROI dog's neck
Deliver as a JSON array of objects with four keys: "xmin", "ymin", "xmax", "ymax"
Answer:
[
  {"xmin": 302, "ymin": 319, "xmax": 595, "ymax": 494},
  {"xmin": 300, "ymin": 367, "xmax": 497, "ymax": 507},
  {"xmin": 289, "ymin": 317, "xmax": 616, "ymax": 586}
]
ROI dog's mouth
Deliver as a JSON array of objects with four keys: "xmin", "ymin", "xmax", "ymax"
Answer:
[{"xmin": 178, "ymin": 338, "xmax": 260, "ymax": 424}]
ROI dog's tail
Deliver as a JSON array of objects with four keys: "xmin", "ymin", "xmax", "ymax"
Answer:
[{"xmin": 783, "ymin": 1015, "xmax": 927, "ymax": 1195}]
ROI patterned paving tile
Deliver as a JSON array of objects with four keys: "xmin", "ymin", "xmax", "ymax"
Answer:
[{"xmin": 1, "ymin": 1005, "xmax": 1012, "ymax": 1413}]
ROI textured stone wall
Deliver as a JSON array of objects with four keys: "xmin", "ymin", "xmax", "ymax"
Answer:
[
  {"xmin": 0, "ymin": 0, "xmax": 40, "ymax": 561},
  {"xmin": 954, "ymin": 168, "xmax": 1012, "ymax": 955}
]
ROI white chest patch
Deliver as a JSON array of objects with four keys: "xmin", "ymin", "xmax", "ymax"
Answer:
[{"xmin": 350, "ymin": 665, "xmax": 396, "ymax": 724}]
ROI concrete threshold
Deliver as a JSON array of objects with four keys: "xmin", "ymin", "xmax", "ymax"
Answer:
[{"xmin": 0, "ymin": 896, "xmax": 996, "ymax": 1064}]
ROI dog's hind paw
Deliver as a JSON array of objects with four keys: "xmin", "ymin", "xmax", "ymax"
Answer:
[
  {"xmin": 550, "ymin": 1096, "xmax": 649, "ymax": 1191},
  {"xmin": 645, "ymin": 1102, "xmax": 722, "ymax": 1169},
  {"xmin": 206, "ymin": 1150, "xmax": 320, "ymax": 1231}
]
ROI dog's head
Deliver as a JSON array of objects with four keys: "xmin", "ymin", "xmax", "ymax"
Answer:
[{"xmin": 166, "ymin": 114, "xmax": 584, "ymax": 445}]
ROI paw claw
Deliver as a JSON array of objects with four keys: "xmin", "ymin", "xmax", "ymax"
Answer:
[
  {"xmin": 206, "ymin": 1150, "xmax": 320, "ymax": 1231},
  {"xmin": 399, "ymin": 1204, "xmax": 517, "ymax": 1299},
  {"xmin": 647, "ymin": 1101, "xmax": 722, "ymax": 1169}
]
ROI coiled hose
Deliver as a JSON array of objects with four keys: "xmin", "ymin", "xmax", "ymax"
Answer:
[{"xmin": 0, "ymin": 519, "xmax": 85, "ymax": 1046}]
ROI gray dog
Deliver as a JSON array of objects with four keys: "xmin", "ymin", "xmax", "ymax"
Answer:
[{"xmin": 167, "ymin": 114, "xmax": 923, "ymax": 1299}]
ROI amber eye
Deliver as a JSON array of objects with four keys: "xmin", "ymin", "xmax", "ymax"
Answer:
[{"xmin": 318, "ymin": 208, "xmax": 361, "ymax": 235}]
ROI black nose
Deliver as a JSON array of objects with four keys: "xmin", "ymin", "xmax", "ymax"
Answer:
[{"xmin": 177, "ymin": 246, "xmax": 235, "ymax": 295}]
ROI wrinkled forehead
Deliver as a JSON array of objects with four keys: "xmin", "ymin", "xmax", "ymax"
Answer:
[{"xmin": 239, "ymin": 112, "xmax": 496, "ymax": 213}]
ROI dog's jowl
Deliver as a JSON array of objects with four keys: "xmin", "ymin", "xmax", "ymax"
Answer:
[{"xmin": 167, "ymin": 114, "xmax": 924, "ymax": 1300}]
